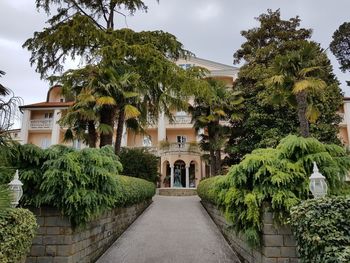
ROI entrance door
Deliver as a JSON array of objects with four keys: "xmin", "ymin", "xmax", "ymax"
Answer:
[{"xmin": 174, "ymin": 160, "xmax": 186, "ymax": 187}]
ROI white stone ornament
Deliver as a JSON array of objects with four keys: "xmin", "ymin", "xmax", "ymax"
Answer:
[
  {"xmin": 309, "ymin": 162, "xmax": 328, "ymax": 198},
  {"xmin": 8, "ymin": 170, "xmax": 23, "ymax": 207}
]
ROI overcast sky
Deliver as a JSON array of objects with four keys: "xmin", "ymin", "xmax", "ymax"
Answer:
[{"xmin": 1, "ymin": 0, "xmax": 350, "ymax": 108}]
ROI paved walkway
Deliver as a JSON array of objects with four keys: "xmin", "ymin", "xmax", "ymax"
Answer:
[{"xmin": 97, "ymin": 195, "xmax": 240, "ymax": 263}]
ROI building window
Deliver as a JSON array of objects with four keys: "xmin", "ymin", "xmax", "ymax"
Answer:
[
  {"xmin": 60, "ymin": 98, "xmax": 64, "ymax": 102},
  {"xmin": 40, "ymin": 138, "xmax": 51, "ymax": 149},
  {"xmin": 177, "ymin": 135, "xmax": 186, "ymax": 148},
  {"xmin": 143, "ymin": 135, "xmax": 152, "ymax": 147},
  {"xmin": 44, "ymin": 112, "xmax": 53, "ymax": 119}
]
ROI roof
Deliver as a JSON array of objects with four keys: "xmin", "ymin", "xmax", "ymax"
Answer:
[{"xmin": 20, "ymin": 101, "xmax": 74, "ymax": 109}]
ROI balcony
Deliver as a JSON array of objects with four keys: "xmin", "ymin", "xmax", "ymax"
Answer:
[
  {"xmin": 30, "ymin": 119, "xmax": 53, "ymax": 129},
  {"xmin": 159, "ymin": 142, "xmax": 201, "ymax": 154},
  {"xmin": 173, "ymin": 115, "xmax": 192, "ymax": 124}
]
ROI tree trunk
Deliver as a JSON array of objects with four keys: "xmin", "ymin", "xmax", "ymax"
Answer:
[
  {"xmin": 215, "ymin": 149, "xmax": 221, "ymax": 175},
  {"xmin": 87, "ymin": 120, "xmax": 97, "ymax": 148},
  {"xmin": 208, "ymin": 124, "xmax": 217, "ymax": 176},
  {"xmin": 210, "ymin": 149, "xmax": 216, "ymax": 177},
  {"xmin": 99, "ymin": 106, "xmax": 115, "ymax": 147},
  {"xmin": 114, "ymin": 108, "xmax": 125, "ymax": 155},
  {"xmin": 295, "ymin": 91, "xmax": 310, "ymax": 137}
]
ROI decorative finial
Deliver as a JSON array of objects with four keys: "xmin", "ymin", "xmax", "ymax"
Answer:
[{"xmin": 313, "ymin": 162, "xmax": 319, "ymax": 173}]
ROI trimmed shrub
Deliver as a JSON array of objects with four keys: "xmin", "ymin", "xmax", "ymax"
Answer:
[
  {"xmin": 119, "ymin": 148, "xmax": 159, "ymax": 183},
  {"xmin": 0, "ymin": 208, "xmax": 38, "ymax": 263},
  {"xmin": 197, "ymin": 176, "xmax": 225, "ymax": 205},
  {"xmin": 290, "ymin": 196, "xmax": 350, "ymax": 263},
  {"xmin": 7, "ymin": 144, "xmax": 155, "ymax": 227},
  {"xmin": 117, "ymin": 176, "xmax": 156, "ymax": 206},
  {"xmin": 198, "ymin": 135, "xmax": 350, "ymax": 247}
]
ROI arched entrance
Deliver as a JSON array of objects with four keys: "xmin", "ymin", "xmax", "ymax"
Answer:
[
  {"xmin": 189, "ymin": 161, "xmax": 196, "ymax": 188},
  {"xmin": 174, "ymin": 160, "xmax": 186, "ymax": 187}
]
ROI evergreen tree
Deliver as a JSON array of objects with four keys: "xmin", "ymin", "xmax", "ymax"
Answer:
[
  {"xmin": 24, "ymin": 0, "xmax": 197, "ymax": 154},
  {"xmin": 227, "ymin": 10, "xmax": 343, "ymax": 164},
  {"xmin": 330, "ymin": 22, "xmax": 350, "ymax": 86}
]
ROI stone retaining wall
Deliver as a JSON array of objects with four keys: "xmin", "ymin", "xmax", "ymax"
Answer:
[
  {"xmin": 26, "ymin": 199, "xmax": 152, "ymax": 263},
  {"xmin": 202, "ymin": 201, "xmax": 299, "ymax": 263}
]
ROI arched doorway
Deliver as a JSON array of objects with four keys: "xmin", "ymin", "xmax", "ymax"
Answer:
[
  {"xmin": 189, "ymin": 161, "xmax": 197, "ymax": 188},
  {"xmin": 174, "ymin": 160, "xmax": 186, "ymax": 187}
]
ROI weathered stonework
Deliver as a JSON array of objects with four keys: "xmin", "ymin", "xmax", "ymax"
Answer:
[
  {"xmin": 26, "ymin": 200, "xmax": 152, "ymax": 263},
  {"xmin": 201, "ymin": 201, "xmax": 299, "ymax": 263}
]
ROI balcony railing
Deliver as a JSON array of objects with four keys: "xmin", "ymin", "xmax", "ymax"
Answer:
[
  {"xmin": 172, "ymin": 115, "xmax": 192, "ymax": 124},
  {"xmin": 159, "ymin": 142, "xmax": 201, "ymax": 153},
  {"xmin": 30, "ymin": 119, "xmax": 53, "ymax": 129}
]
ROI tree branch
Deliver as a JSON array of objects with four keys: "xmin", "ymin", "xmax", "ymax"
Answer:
[{"xmin": 69, "ymin": 0, "xmax": 106, "ymax": 30}]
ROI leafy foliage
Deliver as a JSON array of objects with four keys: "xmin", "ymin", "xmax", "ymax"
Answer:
[
  {"xmin": 7, "ymin": 144, "xmax": 155, "ymax": 226},
  {"xmin": 198, "ymin": 135, "xmax": 350, "ymax": 247},
  {"xmin": 290, "ymin": 196, "xmax": 350, "ymax": 263},
  {"xmin": 119, "ymin": 148, "xmax": 159, "ymax": 183},
  {"xmin": 330, "ymin": 22, "xmax": 350, "ymax": 86},
  {"xmin": 227, "ymin": 10, "xmax": 343, "ymax": 164},
  {"xmin": 0, "ymin": 208, "xmax": 38, "ymax": 263}
]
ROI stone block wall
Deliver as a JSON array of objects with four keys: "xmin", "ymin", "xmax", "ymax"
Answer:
[
  {"xmin": 26, "ymin": 199, "xmax": 152, "ymax": 263},
  {"xmin": 202, "ymin": 201, "xmax": 299, "ymax": 263}
]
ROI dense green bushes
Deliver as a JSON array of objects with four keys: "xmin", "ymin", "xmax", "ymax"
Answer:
[
  {"xmin": 197, "ymin": 176, "xmax": 225, "ymax": 205},
  {"xmin": 290, "ymin": 196, "xmax": 350, "ymax": 263},
  {"xmin": 119, "ymin": 148, "xmax": 159, "ymax": 183},
  {"xmin": 198, "ymin": 135, "xmax": 350, "ymax": 247},
  {"xmin": 117, "ymin": 176, "xmax": 156, "ymax": 206},
  {"xmin": 0, "ymin": 208, "xmax": 38, "ymax": 263},
  {"xmin": 4, "ymin": 144, "xmax": 155, "ymax": 226}
]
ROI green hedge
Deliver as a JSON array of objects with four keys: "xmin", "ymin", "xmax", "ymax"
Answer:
[
  {"xmin": 6, "ymin": 144, "xmax": 155, "ymax": 227},
  {"xmin": 0, "ymin": 208, "xmax": 38, "ymax": 263},
  {"xmin": 197, "ymin": 135, "xmax": 350, "ymax": 247},
  {"xmin": 197, "ymin": 176, "xmax": 225, "ymax": 205},
  {"xmin": 290, "ymin": 196, "xmax": 350, "ymax": 263},
  {"xmin": 117, "ymin": 176, "xmax": 156, "ymax": 206}
]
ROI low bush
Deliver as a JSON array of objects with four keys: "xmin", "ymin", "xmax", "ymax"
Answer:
[
  {"xmin": 117, "ymin": 176, "xmax": 156, "ymax": 206},
  {"xmin": 0, "ymin": 208, "xmax": 38, "ymax": 263},
  {"xmin": 290, "ymin": 196, "xmax": 350, "ymax": 263},
  {"xmin": 198, "ymin": 135, "xmax": 350, "ymax": 247},
  {"xmin": 197, "ymin": 176, "xmax": 225, "ymax": 205},
  {"xmin": 6, "ymin": 144, "xmax": 155, "ymax": 227},
  {"xmin": 119, "ymin": 148, "xmax": 159, "ymax": 183}
]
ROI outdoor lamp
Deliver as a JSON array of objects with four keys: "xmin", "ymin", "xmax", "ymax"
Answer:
[
  {"xmin": 309, "ymin": 162, "xmax": 328, "ymax": 198},
  {"xmin": 8, "ymin": 170, "xmax": 23, "ymax": 207}
]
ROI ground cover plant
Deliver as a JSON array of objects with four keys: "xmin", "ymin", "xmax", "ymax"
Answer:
[
  {"xmin": 4, "ymin": 144, "xmax": 155, "ymax": 227},
  {"xmin": 198, "ymin": 135, "xmax": 350, "ymax": 247},
  {"xmin": 290, "ymin": 196, "xmax": 350, "ymax": 263}
]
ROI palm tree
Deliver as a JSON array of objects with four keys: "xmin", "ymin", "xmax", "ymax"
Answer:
[
  {"xmin": 266, "ymin": 41, "xmax": 327, "ymax": 137},
  {"xmin": 190, "ymin": 78, "xmax": 243, "ymax": 176}
]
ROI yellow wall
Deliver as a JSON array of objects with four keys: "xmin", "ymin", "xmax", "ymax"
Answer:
[
  {"xmin": 127, "ymin": 129, "xmax": 158, "ymax": 147},
  {"xmin": 28, "ymin": 132, "xmax": 51, "ymax": 147}
]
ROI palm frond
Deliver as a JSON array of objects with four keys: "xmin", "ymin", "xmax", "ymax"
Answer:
[{"xmin": 293, "ymin": 78, "xmax": 326, "ymax": 94}]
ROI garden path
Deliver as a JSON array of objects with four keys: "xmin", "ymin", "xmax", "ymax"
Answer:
[{"xmin": 96, "ymin": 195, "xmax": 241, "ymax": 263}]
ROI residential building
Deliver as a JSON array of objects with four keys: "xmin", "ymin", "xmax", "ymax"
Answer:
[{"xmin": 18, "ymin": 57, "xmax": 238, "ymax": 188}]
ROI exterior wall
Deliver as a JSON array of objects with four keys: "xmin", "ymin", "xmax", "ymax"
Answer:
[
  {"xmin": 48, "ymin": 86, "xmax": 64, "ymax": 102},
  {"xmin": 202, "ymin": 201, "xmax": 299, "ymax": 263},
  {"xmin": 30, "ymin": 110, "xmax": 54, "ymax": 120},
  {"xmin": 26, "ymin": 200, "xmax": 152, "ymax": 263},
  {"xmin": 339, "ymin": 127, "xmax": 349, "ymax": 145},
  {"xmin": 166, "ymin": 129, "xmax": 196, "ymax": 143},
  {"xmin": 28, "ymin": 132, "xmax": 52, "ymax": 146}
]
